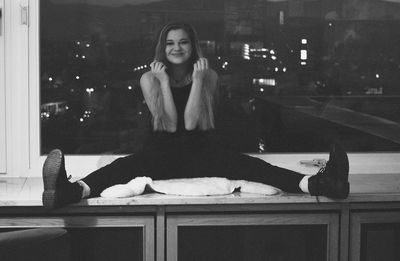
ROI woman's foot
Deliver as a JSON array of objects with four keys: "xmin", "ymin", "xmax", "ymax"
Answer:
[
  {"xmin": 308, "ymin": 143, "xmax": 350, "ymax": 199},
  {"xmin": 42, "ymin": 149, "xmax": 83, "ymax": 209}
]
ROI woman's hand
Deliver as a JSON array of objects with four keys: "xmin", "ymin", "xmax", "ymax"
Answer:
[
  {"xmin": 192, "ymin": 58, "xmax": 209, "ymax": 83},
  {"xmin": 150, "ymin": 61, "xmax": 169, "ymax": 84}
]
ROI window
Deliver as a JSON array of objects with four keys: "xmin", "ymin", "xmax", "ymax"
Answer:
[
  {"xmin": 4, "ymin": 0, "xmax": 400, "ymax": 176},
  {"xmin": 40, "ymin": 0, "xmax": 400, "ymax": 153}
]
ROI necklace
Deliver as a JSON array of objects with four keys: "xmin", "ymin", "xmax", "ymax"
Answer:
[{"xmin": 170, "ymin": 74, "xmax": 192, "ymax": 87}]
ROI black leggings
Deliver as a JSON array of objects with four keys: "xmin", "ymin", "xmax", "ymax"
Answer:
[{"xmin": 82, "ymin": 132, "xmax": 305, "ymax": 197}]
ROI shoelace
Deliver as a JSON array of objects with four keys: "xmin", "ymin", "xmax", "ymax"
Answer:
[{"xmin": 314, "ymin": 166, "xmax": 327, "ymax": 203}]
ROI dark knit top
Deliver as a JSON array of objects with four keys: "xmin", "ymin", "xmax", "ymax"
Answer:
[{"xmin": 143, "ymin": 82, "xmax": 215, "ymax": 153}]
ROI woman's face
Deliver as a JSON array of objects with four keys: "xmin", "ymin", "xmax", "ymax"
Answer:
[{"xmin": 165, "ymin": 29, "xmax": 193, "ymax": 65}]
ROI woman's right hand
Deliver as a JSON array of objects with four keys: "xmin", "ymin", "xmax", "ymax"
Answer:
[{"xmin": 150, "ymin": 61, "xmax": 169, "ymax": 84}]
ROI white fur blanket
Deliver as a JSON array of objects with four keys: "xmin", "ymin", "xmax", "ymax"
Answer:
[{"xmin": 100, "ymin": 177, "xmax": 280, "ymax": 198}]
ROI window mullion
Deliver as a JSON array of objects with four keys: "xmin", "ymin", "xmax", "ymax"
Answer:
[
  {"xmin": 28, "ymin": 0, "xmax": 41, "ymax": 175},
  {"xmin": 5, "ymin": 0, "xmax": 30, "ymax": 176},
  {"xmin": 0, "ymin": 0, "xmax": 5, "ymax": 174}
]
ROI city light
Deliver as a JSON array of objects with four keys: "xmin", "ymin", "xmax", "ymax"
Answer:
[
  {"xmin": 271, "ymin": 55, "xmax": 277, "ymax": 60},
  {"xmin": 243, "ymin": 44, "xmax": 250, "ymax": 60},
  {"xmin": 275, "ymin": 67, "xmax": 279, "ymax": 72},
  {"xmin": 76, "ymin": 41, "xmax": 80, "ymax": 45},
  {"xmin": 251, "ymin": 48, "xmax": 268, "ymax": 52},
  {"xmin": 75, "ymin": 76, "xmax": 80, "ymax": 80},
  {"xmin": 82, "ymin": 55, "xmax": 86, "ymax": 59},
  {"xmin": 376, "ymin": 74, "xmax": 380, "ymax": 79},
  {"xmin": 279, "ymin": 10, "xmax": 284, "ymax": 26},
  {"xmin": 86, "ymin": 88, "xmax": 94, "ymax": 94},
  {"xmin": 48, "ymin": 77, "xmax": 53, "ymax": 82},
  {"xmin": 301, "ymin": 50, "xmax": 307, "ymax": 60},
  {"xmin": 260, "ymin": 88, "xmax": 264, "ymax": 92},
  {"xmin": 133, "ymin": 64, "xmax": 148, "ymax": 71},
  {"xmin": 258, "ymin": 138, "xmax": 265, "ymax": 153},
  {"xmin": 128, "ymin": 86, "xmax": 133, "ymax": 90},
  {"xmin": 84, "ymin": 110, "xmax": 91, "ymax": 118},
  {"xmin": 283, "ymin": 67, "xmax": 287, "ymax": 72},
  {"xmin": 86, "ymin": 43, "xmax": 90, "ymax": 48},
  {"xmin": 41, "ymin": 112, "xmax": 50, "ymax": 119},
  {"xmin": 253, "ymin": 78, "xmax": 276, "ymax": 86}
]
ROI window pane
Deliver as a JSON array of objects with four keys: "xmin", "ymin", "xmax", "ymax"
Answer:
[{"xmin": 40, "ymin": 0, "xmax": 400, "ymax": 154}]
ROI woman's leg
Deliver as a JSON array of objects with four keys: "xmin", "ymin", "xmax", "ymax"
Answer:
[
  {"xmin": 42, "ymin": 148, "xmax": 178, "ymax": 208},
  {"xmin": 81, "ymin": 154, "xmax": 148, "ymax": 197},
  {"xmin": 182, "ymin": 143, "xmax": 349, "ymax": 198},
  {"xmin": 184, "ymin": 147, "xmax": 304, "ymax": 193}
]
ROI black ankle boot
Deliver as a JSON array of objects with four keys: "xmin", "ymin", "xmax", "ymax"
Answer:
[
  {"xmin": 42, "ymin": 149, "xmax": 83, "ymax": 209},
  {"xmin": 308, "ymin": 143, "xmax": 350, "ymax": 199}
]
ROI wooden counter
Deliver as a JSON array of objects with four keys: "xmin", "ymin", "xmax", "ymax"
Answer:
[
  {"xmin": 1, "ymin": 174, "xmax": 399, "ymax": 261},
  {"xmin": 1, "ymin": 174, "xmax": 399, "ymax": 206}
]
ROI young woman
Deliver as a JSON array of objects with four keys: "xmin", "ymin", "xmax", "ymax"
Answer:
[{"xmin": 42, "ymin": 22, "xmax": 350, "ymax": 209}]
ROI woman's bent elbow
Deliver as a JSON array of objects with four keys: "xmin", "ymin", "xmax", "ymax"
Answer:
[
  {"xmin": 184, "ymin": 120, "xmax": 198, "ymax": 131},
  {"xmin": 166, "ymin": 125, "xmax": 177, "ymax": 133}
]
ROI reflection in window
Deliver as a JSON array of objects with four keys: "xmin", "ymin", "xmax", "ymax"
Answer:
[{"xmin": 40, "ymin": 0, "xmax": 400, "ymax": 154}]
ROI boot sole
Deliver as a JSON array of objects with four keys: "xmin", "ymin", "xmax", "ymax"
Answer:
[
  {"xmin": 333, "ymin": 143, "xmax": 350, "ymax": 198},
  {"xmin": 42, "ymin": 149, "xmax": 63, "ymax": 208},
  {"xmin": 335, "ymin": 181, "xmax": 350, "ymax": 199}
]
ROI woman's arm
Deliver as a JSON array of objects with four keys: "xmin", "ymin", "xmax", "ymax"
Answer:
[
  {"xmin": 184, "ymin": 58, "xmax": 218, "ymax": 130},
  {"xmin": 140, "ymin": 62, "xmax": 177, "ymax": 132}
]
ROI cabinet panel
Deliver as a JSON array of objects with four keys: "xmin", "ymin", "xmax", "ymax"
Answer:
[
  {"xmin": 67, "ymin": 227, "xmax": 144, "ymax": 261},
  {"xmin": 0, "ymin": 215, "xmax": 155, "ymax": 261},
  {"xmin": 350, "ymin": 212, "xmax": 400, "ymax": 261},
  {"xmin": 167, "ymin": 213, "xmax": 339, "ymax": 261}
]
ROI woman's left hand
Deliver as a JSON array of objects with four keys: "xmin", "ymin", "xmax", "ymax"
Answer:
[{"xmin": 192, "ymin": 58, "xmax": 209, "ymax": 82}]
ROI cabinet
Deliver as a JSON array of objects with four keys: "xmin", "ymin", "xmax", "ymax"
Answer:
[
  {"xmin": 1, "ymin": 174, "xmax": 400, "ymax": 261},
  {"xmin": 0, "ymin": 214, "xmax": 155, "ymax": 261},
  {"xmin": 167, "ymin": 213, "xmax": 339, "ymax": 261}
]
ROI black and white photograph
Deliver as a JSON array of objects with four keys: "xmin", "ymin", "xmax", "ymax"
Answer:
[{"xmin": 1, "ymin": 0, "xmax": 400, "ymax": 260}]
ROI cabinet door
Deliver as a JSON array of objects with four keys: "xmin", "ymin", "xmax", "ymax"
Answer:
[
  {"xmin": 350, "ymin": 212, "xmax": 400, "ymax": 261},
  {"xmin": 167, "ymin": 213, "xmax": 339, "ymax": 261},
  {"xmin": 0, "ymin": 215, "xmax": 155, "ymax": 261}
]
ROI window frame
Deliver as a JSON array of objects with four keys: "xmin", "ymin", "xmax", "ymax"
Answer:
[
  {"xmin": 0, "ymin": 0, "xmax": 5, "ymax": 173},
  {"xmin": 4, "ymin": 0, "xmax": 400, "ymax": 177}
]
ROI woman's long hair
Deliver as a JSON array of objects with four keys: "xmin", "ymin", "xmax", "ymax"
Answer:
[{"xmin": 150, "ymin": 22, "xmax": 217, "ymax": 131}]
